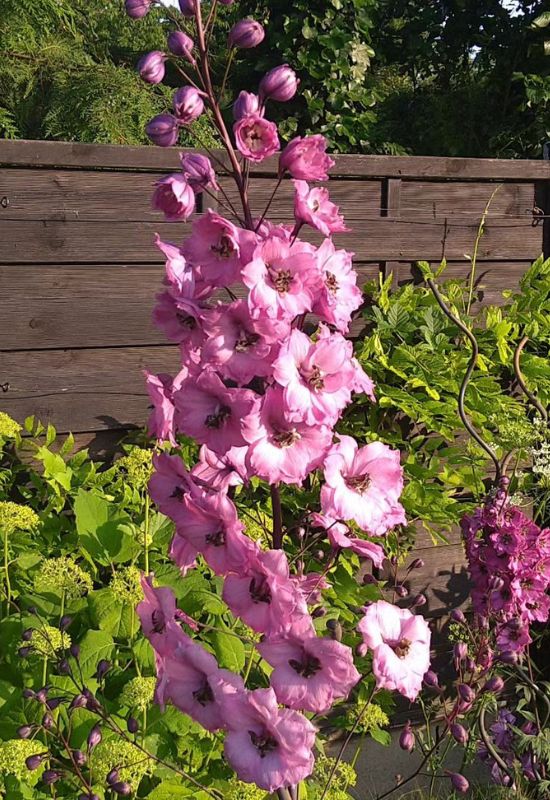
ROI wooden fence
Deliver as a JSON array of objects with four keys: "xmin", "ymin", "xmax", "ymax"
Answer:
[{"xmin": 1, "ymin": 139, "xmax": 550, "ymax": 618}]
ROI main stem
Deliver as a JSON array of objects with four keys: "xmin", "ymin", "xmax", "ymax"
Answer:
[{"xmin": 271, "ymin": 485, "xmax": 283, "ymax": 549}]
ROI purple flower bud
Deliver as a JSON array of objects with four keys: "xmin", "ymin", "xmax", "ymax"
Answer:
[
  {"xmin": 448, "ymin": 772, "xmax": 469, "ymax": 794},
  {"xmin": 35, "ymin": 688, "xmax": 48, "ymax": 704},
  {"xmin": 43, "ymin": 770, "xmax": 62, "ymax": 785},
  {"xmin": 173, "ymin": 86, "xmax": 204, "ymax": 125},
  {"xmin": 228, "ymin": 19, "xmax": 265, "ymax": 49},
  {"xmin": 146, "ymin": 114, "xmax": 179, "ymax": 148},
  {"xmin": 259, "ymin": 65, "xmax": 299, "ymax": 102},
  {"xmin": 57, "ymin": 658, "xmax": 70, "ymax": 674},
  {"xmin": 46, "ymin": 697, "xmax": 64, "ymax": 710},
  {"xmin": 423, "ymin": 670, "xmax": 439, "ymax": 688},
  {"xmin": 465, "ymin": 657, "xmax": 476, "ymax": 672},
  {"xmin": 411, "ymin": 593, "xmax": 427, "ymax": 607},
  {"xmin": 69, "ymin": 644, "xmax": 80, "ymax": 659},
  {"xmin": 107, "ymin": 768, "xmax": 120, "ymax": 785},
  {"xmin": 451, "ymin": 609, "xmax": 466, "ymax": 624},
  {"xmin": 72, "ymin": 750, "xmax": 86, "ymax": 767},
  {"xmin": 316, "ymin": 550, "xmax": 325, "ymax": 561},
  {"xmin": 458, "ymin": 684, "xmax": 475, "ymax": 704},
  {"xmin": 22, "ymin": 628, "xmax": 33, "ymax": 641},
  {"xmin": 499, "ymin": 476, "xmax": 511, "ymax": 488},
  {"xmin": 23, "ymin": 689, "xmax": 35, "ymax": 699},
  {"xmin": 125, "ymin": 0, "xmax": 152, "ymax": 18},
  {"xmin": 26, "ymin": 754, "xmax": 43, "ymax": 771},
  {"xmin": 297, "ymin": 527, "xmax": 306, "ymax": 539},
  {"xmin": 451, "ymin": 722, "xmax": 469, "ymax": 744},
  {"xmin": 96, "ymin": 660, "xmax": 111, "ymax": 681},
  {"xmin": 181, "ymin": 153, "xmax": 218, "ymax": 193},
  {"xmin": 233, "ymin": 91, "xmax": 262, "ymax": 121},
  {"xmin": 87, "ymin": 724, "xmax": 101, "ymax": 751},
  {"xmin": 59, "ymin": 615, "xmax": 72, "ymax": 631},
  {"xmin": 356, "ymin": 643, "xmax": 368, "ymax": 658},
  {"xmin": 42, "ymin": 713, "xmax": 54, "ymax": 730},
  {"xmin": 70, "ymin": 694, "xmax": 87, "ymax": 710},
  {"xmin": 18, "ymin": 725, "xmax": 33, "ymax": 739},
  {"xmin": 18, "ymin": 646, "xmax": 31, "ymax": 658},
  {"xmin": 137, "ymin": 51, "xmax": 167, "ymax": 85},
  {"xmin": 408, "ymin": 558, "xmax": 425, "ymax": 571},
  {"xmin": 483, "ymin": 676, "xmax": 504, "ymax": 693},
  {"xmin": 395, "ymin": 584, "xmax": 409, "ymax": 598},
  {"xmin": 454, "ymin": 642, "xmax": 468, "ymax": 663},
  {"xmin": 112, "ymin": 783, "xmax": 132, "ymax": 796},
  {"xmin": 326, "ymin": 619, "xmax": 342, "ymax": 642},
  {"xmin": 179, "ymin": 0, "xmax": 198, "ymax": 16},
  {"xmin": 499, "ymin": 649, "xmax": 519, "ymax": 665},
  {"xmin": 312, "ymin": 606, "xmax": 326, "ymax": 618},
  {"xmin": 168, "ymin": 31, "xmax": 195, "ymax": 62},
  {"xmin": 127, "ymin": 717, "xmax": 139, "ymax": 734},
  {"xmin": 399, "ymin": 722, "xmax": 415, "ymax": 752}
]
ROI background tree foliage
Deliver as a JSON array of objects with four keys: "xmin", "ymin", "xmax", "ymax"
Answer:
[{"xmin": 1, "ymin": 0, "xmax": 549, "ymax": 156}]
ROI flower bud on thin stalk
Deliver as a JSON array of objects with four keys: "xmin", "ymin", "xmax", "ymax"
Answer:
[
  {"xmin": 168, "ymin": 31, "xmax": 195, "ymax": 63},
  {"xmin": 228, "ymin": 19, "xmax": 265, "ymax": 49},
  {"xmin": 399, "ymin": 722, "xmax": 415, "ymax": 752},
  {"xmin": 125, "ymin": 0, "xmax": 152, "ymax": 18},
  {"xmin": 137, "ymin": 51, "xmax": 167, "ymax": 84}
]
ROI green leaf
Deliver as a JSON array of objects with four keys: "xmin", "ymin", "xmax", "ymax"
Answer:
[
  {"xmin": 77, "ymin": 629, "xmax": 114, "ymax": 679},
  {"xmin": 149, "ymin": 784, "xmax": 211, "ymax": 800},
  {"xmin": 88, "ymin": 588, "xmax": 138, "ymax": 639},
  {"xmin": 210, "ymin": 629, "xmax": 246, "ymax": 672},
  {"xmin": 74, "ymin": 489, "xmax": 139, "ymax": 565}
]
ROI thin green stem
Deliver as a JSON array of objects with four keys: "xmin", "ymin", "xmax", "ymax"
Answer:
[
  {"xmin": 271, "ymin": 484, "xmax": 283, "ymax": 549},
  {"xmin": 144, "ymin": 494, "xmax": 150, "ymax": 576},
  {"xmin": 42, "ymin": 654, "xmax": 48, "ymax": 686},
  {"xmin": 466, "ymin": 185, "xmax": 501, "ymax": 315},
  {"xmin": 3, "ymin": 530, "xmax": 11, "ymax": 613}
]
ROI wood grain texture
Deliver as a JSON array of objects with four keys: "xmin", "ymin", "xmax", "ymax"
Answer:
[
  {"xmin": 3, "ymin": 139, "xmax": 550, "ymax": 180},
  {"xmin": 0, "ymin": 346, "xmax": 181, "ymax": 433}
]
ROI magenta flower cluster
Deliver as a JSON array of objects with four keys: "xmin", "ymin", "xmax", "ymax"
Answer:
[
  {"xmin": 462, "ymin": 493, "xmax": 550, "ymax": 657},
  {"xmin": 126, "ymin": 0, "xmax": 433, "ymax": 793}
]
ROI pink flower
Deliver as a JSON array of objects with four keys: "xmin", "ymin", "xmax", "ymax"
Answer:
[
  {"xmin": 242, "ymin": 387, "xmax": 332, "ymax": 485},
  {"xmin": 258, "ymin": 632, "xmax": 360, "ymax": 713},
  {"xmin": 358, "ymin": 601, "xmax": 431, "ymax": 701},
  {"xmin": 174, "ymin": 370, "xmax": 256, "ymax": 455},
  {"xmin": 152, "ymin": 292, "xmax": 207, "ymax": 352},
  {"xmin": 183, "ymin": 210, "xmax": 257, "ymax": 287},
  {"xmin": 144, "ymin": 368, "xmax": 187, "ymax": 444},
  {"xmin": 137, "ymin": 576, "xmax": 190, "ymax": 657},
  {"xmin": 223, "ymin": 549, "xmax": 310, "ymax": 636},
  {"xmin": 171, "ymin": 490, "xmax": 255, "ymax": 575},
  {"xmin": 273, "ymin": 326, "xmax": 371, "ymax": 425},
  {"xmin": 310, "ymin": 513, "xmax": 385, "ymax": 566},
  {"xmin": 234, "ymin": 114, "xmax": 280, "ymax": 162},
  {"xmin": 180, "ymin": 153, "xmax": 219, "ymax": 194},
  {"xmin": 242, "ymin": 235, "xmax": 320, "ymax": 320},
  {"xmin": 156, "ymin": 637, "xmax": 244, "ymax": 731},
  {"xmin": 279, "ymin": 135, "xmax": 335, "ymax": 181},
  {"xmin": 173, "ymin": 86, "xmax": 205, "ymax": 125},
  {"xmin": 155, "ymin": 235, "xmax": 213, "ymax": 300},
  {"xmin": 321, "ymin": 435, "xmax": 406, "ymax": 535},
  {"xmin": 293, "ymin": 181, "xmax": 348, "ymax": 236},
  {"xmin": 202, "ymin": 299, "xmax": 287, "ymax": 384},
  {"xmin": 152, "ymin": 175, "xmax": 195, "ymax": 221},
  {"xmin": 233, "ymin": 91, "xmax": 263, "ymax": 120},
  {"xmin": 221, "ymin": 688, "xmax": 316, "ymax": 791},
  {"xmin": 291, "ymin": 572, "xmax": 331, "ymax": 606},
  {"xmin": 312, "ymin": 239, "xmax": 363, "ymax": 333},
  {"xmin": 191, "ymin": 445, "xmax": 247, "ymax": 492}
]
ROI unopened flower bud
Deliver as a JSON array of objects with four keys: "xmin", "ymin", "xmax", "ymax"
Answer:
[
  {"xmin": 499, "ymin": 476, "xmax": 510, "ymax": 488},
  {"xmin": 23, "ymin": 689, "xmax": 35, "ymax": 699},
  {"xmin": 137, "ymin": 51, "xmax": 167, "ymax": 85},
  {"xmin": 408, "ymin": 558, "xmax": 425, "ymax": 571},
  {"xmin": 228, "ymin": 19, "xmax": 265, "ymax": 49},
  {"xmin": 127, "ymin": 717, "xmax": 139, "ymax": 734},
  {"xmin": 448, "ymin": 772, "xmax": 469, "ymax": 794},
  {"xmin": 72, "ymin": 750, "xmax": 86, "ymax": 767},
  {"xmin": 173, "ymin": 86, "xmax": 204, "ymax": 125},
  {"xmin": 259, "ymin": 65, "xmax": 299, "ymax": 102},
  {"xmin": 59, "ymin": 615, "xmax": 72, "ymax": 631},
  {"xmin": 96, "ymin": 660, "xmax": 110, "ymax": 681},
  {"xmin": 146, "ymin": 114, "xmax": 179, "ymax": 148},
  {"xmin": 399, "ymin": 722, "xmax": 415, "ymax": 752},
  {"xmin": 70, "ymin": 694, "xmax": 87, "ymax": 710},
  {"xmin": 499, "ymin": 649, "xmax": 519, "ymax": 665},
  {"xmin": 465, "ymin": 657, "xmax": 476, "ymax": 672},
  {"xmin": 112, "ymin": 782, "xmax": 132, "ymax": 796},
  {"xmin": 423, "ymin": 670, "xmax": 439, "ymax": 688},
  {"xmin": 483, "ymin": 676, "xmax": 504, "ymax": 694},
  {"xmin": 43, "ymin": 770, "xmax": 62, "ymax": 785},
  {"xmin": 42, "ymin": 714, "xmax": 54, "ymax": 730},
  {"xmin": 451, "ymin": 609, "xmax": 466, "ymax": 624},
  {"xmin": 107, "ymin": 769, "xmax": 120, "ymax": 785},
  {"xmin": 395, "ymin": 584, "xmax": 408, "ymax": 598},
  {"xmin": 125, "ymin": 0, "xmax": 152, "ymax": 18},
  {"xmin": 457, "ymin": 684, "xmax": 475, "ymax": 704},
  {"xmin": 454, "ymin": 643, "xmax": 467, "ymax": 663},
  {"xmin": 22, "ymin": 628, "xmax": 33, "ymax": 641},
  {"xmin": 411, "ymin": 593, "xmax": 427, "ymax": 608},
  {"xmin": 316, "ymin": 550, "xmax": 325, "ymax": 561},
  {"xmin": 17, "ymin": 725, "xmax": 32, "ymax": 739},
  {"xmin": 69, "ymin": 643, "xmax": 80, "ymax": 659},
  {"xmin": 326, "ymin": 619, "xmax": 342, "ymax": 642},
  {"xmin": 87, "ymin": 725, "xmax": 101, "ymax": 751},
  {"xmin": 46, "ymin": 696, "xmax": 63, "ymax": 710},
  {"xmin": 451, "ymin": 722, "xmax": 469, "ymax": 744},
  {"xmin": 167, "ymin": 31, "xmax": 195, "ymax": 62},
  {"xmin": 356, "ymin": 643, "xmax": 368, "ymax": 658},
  {"xmin": 312, "ymin": 606, "xmax": 326, "ymax": 618},
  {"xmin": 26, "ymin": 754, "xmax": 43, "ymax": 771},
  {"xmin": 179, "ymin": 0, "xmax": 197, "ymax": 17},
  {"xmin": 18, "ymin": 646, "xmax": 31, "ymax": 658},
  {"xmin": 35, "ymin": 688, "xmax": 48, "ymax": 704}
]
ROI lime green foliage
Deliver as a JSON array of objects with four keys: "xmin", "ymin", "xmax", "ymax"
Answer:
[
  {"xmin": 27, "ymin": 625, "xmax": 71, "ymax": 657},
  {"xmin": 0, "ymin": 501, "xmax": 39, "ymax": 536},
  {"xmin": 90, "ymin": 739, "xmax": 152, "ymax": 790},
  {"xmin": 0, "ymin": 0, "xmax": 218, "ymax": 146},
  {"xmin": 224, "ymin": 778, "xmax": 268, "ymax": 800},
  {"xmin": 34, "ymin": 556, "xmax": 93, "ymax": 599},
  {"xmin": 0, "ymin": 739, "xmax": 43, "ymax": 783},
  {"xmin": 308, "ymin": 755, "xmax": 357, "ymax": 800},
  {"xmin": 120, "ymin": 676, "xmax": 156, "ymax": 712},
  {"xmin": 116, "ymin": 448, "xmax": 154, "ymax": 492},
  {"xmin": 110, "ymin": 565, "xmax": 144, "ymax": 605},
  {"xmin": 0, "ymin": 413, "xmax": 21, "ymax": 440}
]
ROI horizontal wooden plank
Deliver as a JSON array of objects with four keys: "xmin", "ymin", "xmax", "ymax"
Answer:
[
  {"xmin": 399, "ymin": 181, "xmax": 536, "ymax": 219},
  {"xmin": 2, "ymin": 139, "xmax": 550, "ymax": 180},
  {"xmin": 1, "ymin": 346, "xmax": 180, "ymax": 433},
  {"xmin": 0, "ymin": 216, "xmax": 542, "ymax": 263},
  {"xmin": 0, "ymin": 262, "xmax": 379, "ymax": 350}
]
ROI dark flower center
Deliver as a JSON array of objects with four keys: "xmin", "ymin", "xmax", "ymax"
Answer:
[
  {"xmin": 393, "ymin": 637, "xmax": 412, "ymax": 658},
  {"xmin": 249, "ymin": 730, "xmax": 278, "ymax": 758},
  {"xmin": 269, "ymin": 268, "xmax": 292, "ymax": 294},
  {"xmin": 272, "ymin": 428, "xmax": 300, "ymax": 448},
  {"xmin": 193, "ymin": 680, "xmax": 214, "ymax": 707},
  {"xmin": 205, "ymin": 527, "xmax": 226, "ymax": 547},
  {"xmin": 205, "ymin": 405, "xmax": 231, "ymax": 429},
  {"xmin": 289, "ymin": 651, "xmax": 322, "ymax": 678},
  {"xmin": 325, "ymin": 271, "xmax": 339, "ymax": 294},
  {"xmin": 176, "ymin": 311, "xmax": 197, "ymax": 329},
  {"xmin": 151, "ymin": 609, "xmax": 166, "ymax": 634},
  {"xmin": 345, "ymin": 473, "xmax": 371, "ymax": 494},
  {"xmin": 235, "ymin": 330, "xmax": 260, "ymax": 352},
  {"xmin": 211, "ymin": 234, "xmax": 235, "ymax": 259},
  {"xmin": 249, "ymin": 576, "xmax": 272, "ymax": 604},
  {"xmin": 307, "ymin": 365, "xmax": 324, "ymax": 391},
  {"xmin": 170, "ymin": 485, "xmax": 185, "ymax": 500}
]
